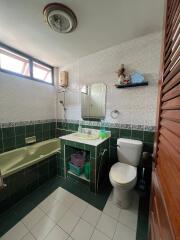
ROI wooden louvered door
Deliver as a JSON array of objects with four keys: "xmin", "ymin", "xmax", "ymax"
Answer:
[{"xmin": 149, "ymin": 0, "xmax": 180, "ymax": 240}]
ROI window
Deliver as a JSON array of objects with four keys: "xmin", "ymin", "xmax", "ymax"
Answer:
[
  {"xmin": 33, "ymin": 62, "xmax": 52, "ymax": 83},
  {"xmin": 0, "ymin": 44, "xmax": 53, "ymax": 84}
]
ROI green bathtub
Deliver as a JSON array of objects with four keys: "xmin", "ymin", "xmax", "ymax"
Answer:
[{"xmin": 0, "ymin": 138, "xmax": 60, "ymax": 177}]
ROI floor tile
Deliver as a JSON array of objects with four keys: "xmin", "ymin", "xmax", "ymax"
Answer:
[
  {"xmin": 96, "ymin": 213, "xmax": 117, "ymax": 239},
  {"xmin": 82, "ymin": 205, "xmax": 101, "ymax": 227},
  {"xmin": 71, "ymin": 219, "xmax": 94, "ymax": 240},
  {"xmin": 30, "ymin": 215, "xmax": 55, "ymax": 240},
  {"xmin": 38, "ymin": 195, "xmax": 59, "ymax": 213},
  {"xmin": 46, "ymin": 202, "xmax": 68, "ymax": 222},
  {"xmin": 70, "ymin": 198, "xmax": 88, "ymax": 217},
  {"xmin": 67, "ymin": 237, "xmax": 73, "ymax": 240},
  {"xmin": 1, "ymin": 222, "xmax": 28, "ymax": 240},
  {"xmin": 90, "ymin": 229, "xmax": 111, "ymax": 240},
  {"xmin": 44, "ymin": 225, "xmax": 68, "ymax": 240},
  {"xmin": 22, "ymin": 233, "xmax": 36, "ymax": 240},
  {"xmin": 57, "ymin": 210, "xmax": 80, "ymax": 234},
  {"xmin": 103, "ymin": 200, "xmax": 121, "ymax": 220},
  {"xmin": 22, "ymin": 207, "xmax": 45, "ymax": 230},
  {"xmin": 113, "ymin": 222, "xmax": 136, "ymax": 240},
  {"xmin": 118, "ymin": 209, "xmax": 138, "ymax": 231}
]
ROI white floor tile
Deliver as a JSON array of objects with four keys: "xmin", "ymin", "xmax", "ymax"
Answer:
[
  {"xmin": 22, "ymin": 207, "xmax": 45, "ymax": 230},
  {"xmin": 90, "ymin": 229, "xmax": 111, "ymax": 240},
  {"xmin": 1, "ymin": 222, "xmax": 28, "ymax": 240},
  {"xmin": 57, "ymin": 210, "xmax": 80, "ymax": 234},
  {"xmin": 22, "ymin": 233, "xmax": 36, "ymax": 240},
  {"xmin": 82, "ymin": 205, "xmax": 101, "ymax": 227},
  {"xmin": 118, "ymin": 209, "xmax": 138, "ymax": 231},
  {"xmin": 67, "ymin": 237, "xmax": 73, "ymax": 240},
  {"xmin": 96, "ymin": 213, "xmax": 117, "ymax": 239},
  {"xmin": 103, "ymin": 201, "xmax": 121, "ymax": 220},
  {"xmin": 39, "ymin": 196, "xmax": 59, "ymax": 213},
  {"xmin": 44, "ymin": 225, "xmax": 68, "ymax": 240},
  {"xmin": 71, "ymin": 219, "xmax": 94, "ymax": 240},
  {"xmin": 113, "ymin": 222, "xmax": 136, "ymax": 240},
  {"xmin": 70, "ymin": 198, "xmax": 88, "ymax": 217},
  {"xmin": 30, "ymin": 215, "xmax": 55, "ymax": 240},
  {"xmin": 46, "ymin": 202, "xmax": 68, "ymax": 222},
  {"xmin": 51, "ymin": 188, "xmax": 71, "ymax": 201}
]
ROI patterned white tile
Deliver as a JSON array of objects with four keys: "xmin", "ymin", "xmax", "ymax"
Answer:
[
  {"xmin": 1, "ymin": 222, "xmax": 28, "ymax": 240},
  {"xmin": 103, "ymin": 201, "xmax": 121, "ymax": 220},
  {"xmin": 82, "ymin": 205, "xmax": 101, "ymax": 227},
  {"xmin": 44, "ymin": 225, "xmax": 68, "ymax": 240},
  {"xmin": 30, "ymin": 215, "xmax": 55, "ymax": 240},
  {"xmin": 71, "ymin": 219, "xmax": 94, "ymax": 240},
  {"xmin": 57, "ymin": 210, "xmax": 80, "ymax": 234},
  {"xmin": 96, "ymin": 213, "xmax": 117, "ymax": 239},
  {"xmin": 113, "ymin": 222, "xmax": 136, "ymax": 240},
  {"xmin": 22, "ymin": 207, "xmax": 45, "ymax": 230}
]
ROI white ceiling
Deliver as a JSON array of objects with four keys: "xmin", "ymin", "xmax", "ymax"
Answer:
[{"xmin": 0, "ymin": 0, "xmax": 164, "ymax": 67}]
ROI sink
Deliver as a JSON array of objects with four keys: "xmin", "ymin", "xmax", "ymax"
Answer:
[{"xmin": 73, "ymin": 132, "xmax": 99, "ymax": 140}]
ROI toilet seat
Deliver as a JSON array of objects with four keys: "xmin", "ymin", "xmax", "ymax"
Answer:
[{"xmin": 109, "ymin": 162, "xmax": 137, "ymax": 186}]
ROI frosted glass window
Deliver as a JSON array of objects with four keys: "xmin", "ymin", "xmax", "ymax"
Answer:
[
  {"xmin": 0, "ymin": 48, "xmax": 30, "ymax": 76},
  {"xmin": 33, "ymin": 62, "xmax": 52, "ymax": 83}
]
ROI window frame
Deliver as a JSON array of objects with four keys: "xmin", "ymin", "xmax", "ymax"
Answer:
[{"xmin": 0, "ymin": 42, "xmax": 54, "ymax": 85}]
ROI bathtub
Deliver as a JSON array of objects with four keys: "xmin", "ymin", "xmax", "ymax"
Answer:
[{"xmin": 0, "ymin": 138, "xmax": 60, "ymax": 177}]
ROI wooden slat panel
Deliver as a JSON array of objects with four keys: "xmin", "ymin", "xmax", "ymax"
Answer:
[
  {"xmin": 152, "ymin": 172, "xmax": 176, "ymax": 240},
  {"xmin": 157, "ymin": 153, "xmax": 180, "ymax": 238},
  {"xmin": 161, "ymin": 110, "xmax": 180, "ymax": 122},
  {"xmin": 160, "ymin": 127, "xmax": 180, "ymax": 153},
  {"xmin": 163, "ymin": 60, "xmax": 180, "ymax": 85},
  {"xmin": 162, "ymin": 96, "xmax": 180, "ymax": 110},
  {"xmin": 165, "ymin": 4, "xmax": 180, "ymax": 46},
  {"xmin": 160, "ymin": 119, "xmax": 180, "ymax": 137},
  {"xmin": 159, "ymin": 135, "xmax": 180, "ymax": 169},
  {"xmin": 165, "ymin": 37, "xmax": 180, "ymax": 65},
  {"xmin": 165, "ymin": 22, "xmax": 180, "ymax": 59},
  {"xmin": 163, "ymin": 72, "xmax": 180, "ymax": 93},
  {"xmin": 164, "ymin": 53, "xmax": 179, "ymax": 78},
  {"xmin": 162, "ymin": 83, "xmax": 180, "ymax": 101},
  {"xmin": 150, "ymin": 1, "xmax": 180, "ymax": 239}
]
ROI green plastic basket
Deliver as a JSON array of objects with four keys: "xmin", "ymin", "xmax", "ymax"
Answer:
[{"xmin": 84, "ymin": 162, "xmax": 90, "ymax": 179}]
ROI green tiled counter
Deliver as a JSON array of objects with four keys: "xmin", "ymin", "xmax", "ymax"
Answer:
[{"xmin": 58, "ymin": 133, "xmax": 110, "ymax": 193}]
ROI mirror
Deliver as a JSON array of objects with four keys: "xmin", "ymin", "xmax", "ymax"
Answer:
[{"xmin": 81, "ymin": 83, "xmax": 107, "ymax": 120}]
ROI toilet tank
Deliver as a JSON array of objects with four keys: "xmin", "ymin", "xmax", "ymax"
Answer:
[{"xmin": 117, "ymin": 138, "xmax": 143, "ymax": 167}]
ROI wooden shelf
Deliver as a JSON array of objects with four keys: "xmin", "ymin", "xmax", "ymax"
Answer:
[{"xmin": 115, "ymin": 81, "xmax": 148, "ymax": 88}]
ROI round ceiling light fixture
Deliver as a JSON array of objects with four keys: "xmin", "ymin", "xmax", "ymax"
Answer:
[{"xmin": 43, "ymin": 3, "xmax": 77, "ymax": 33}]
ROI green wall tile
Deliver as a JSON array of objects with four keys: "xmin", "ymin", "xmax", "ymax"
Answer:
[
  {"xmin": 143, "ymin": 131, "xmax": 154, "ymax": 143},
  {"xmin": 15, "ymin": 135, "xmax": 25, "ymax": 148},
  {"xmin": 120, "ymin": 129, "xmax": 131, "ymax": 138},
  {"xmin": 131, "ymin": 130, "xmax": 144, "ymax": 141},
  {"xmin": 2, "ymin": 127, "xmax": 15, "ymax": 139},
  {"xmin": 3, "ymin": 137, "xmax": 16, "ymax": 151},
  {"xmin": 111, "ymin": 128, "xmax": 120, "ymax": 138},
  {"xmin": 15, "ymin": 126, "xmax": 25, "ymax": 136}
]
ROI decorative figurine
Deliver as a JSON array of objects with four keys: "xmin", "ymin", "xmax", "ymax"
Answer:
[{"xmin": 116, "ymin": 64, "xmax": 130, "ymax": 85}]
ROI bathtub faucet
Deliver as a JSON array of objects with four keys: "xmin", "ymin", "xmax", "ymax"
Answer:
[{"xmin": 0, "ymin": 170, "xmax": 7, "ymax": 189}]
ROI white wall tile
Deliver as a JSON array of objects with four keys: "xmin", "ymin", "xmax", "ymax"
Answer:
[{"xmin": 60, "ymin": 32, "xmax": 161, "ymax": 126}]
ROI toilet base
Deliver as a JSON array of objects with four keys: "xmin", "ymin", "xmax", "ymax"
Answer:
[{"xmin": 112, "ymin": 188, "xmax": 132, "ymax": 209}]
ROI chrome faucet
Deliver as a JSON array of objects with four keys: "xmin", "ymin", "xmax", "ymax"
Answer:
[{"xmin": 0, "ymin": 170, "xmax": 7, "ymax": 189}]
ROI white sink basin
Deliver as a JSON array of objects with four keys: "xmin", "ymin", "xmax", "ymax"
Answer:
[{"xmin": 73, "ymin": 132, "xmax": 99, "ymax": 140}]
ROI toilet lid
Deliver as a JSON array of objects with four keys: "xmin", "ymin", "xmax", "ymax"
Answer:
[{"xmin": 110, "ymin": 162, "xmax": 136, "ymax": 184}]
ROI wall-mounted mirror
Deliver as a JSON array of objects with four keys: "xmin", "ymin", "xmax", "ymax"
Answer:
[{"xmin": 81, "ymin": 83, "xmax": 107, "ymax": 120}]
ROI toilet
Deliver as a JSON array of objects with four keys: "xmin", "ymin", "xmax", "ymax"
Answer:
[{"xmin": 109, "ymin": 138, "xmax": 143, "ymax": 208}]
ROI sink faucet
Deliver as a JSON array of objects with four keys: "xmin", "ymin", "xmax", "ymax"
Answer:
[{"xmin": 0, "ymin": 170, "xmax": 7, "ymax": 189}]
